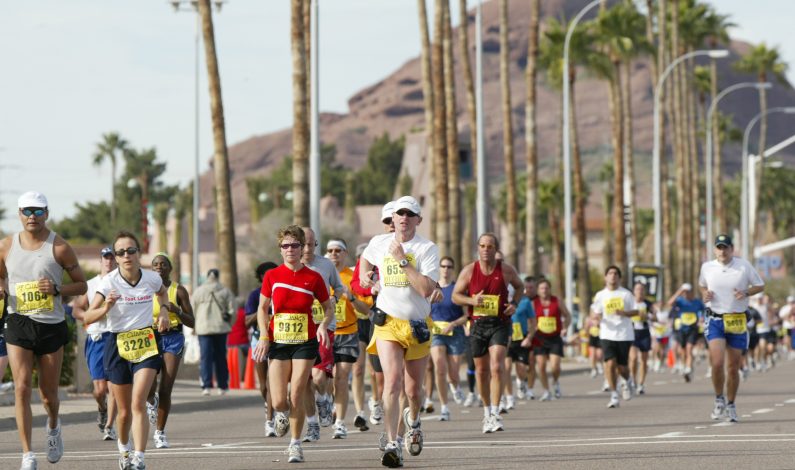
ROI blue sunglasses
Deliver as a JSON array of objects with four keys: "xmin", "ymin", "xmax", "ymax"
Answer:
[{"xmin": 20, "ymin": 208, "xmax": 46, "ymax": 217}]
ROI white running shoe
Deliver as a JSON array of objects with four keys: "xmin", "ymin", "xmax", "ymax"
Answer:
[
  {"xmin": 264, "ymin": 420, "xmax": 277, "ymax": 437},
  {"xmin": 601, "ymin": 379, "xmax": 610, "ymax": 392},
  {"xmin": 450, "ymin": 383, "xmax": 465, "ymax": 404},
  {"xmin": 274, "ymin": 412, "xmax": 290, "ymax": 437},
  {"xmin": 622, "ymin": 381, "xmax": 633, "ymax": 401},
  {"xmin": 515, "ymin": 379, "xmax": 525, "ymax": 399},
  {"xmin": 118, "ymin": 451, "xmax": 131, "ymax": 470},
  {"xmin": 146, "ymin": 394, "xmax": 159, "ymax": 425},
  {"xmin": 590, "ymin": 368, "xmax": 598, "ymax": 378},
  {"xmin": 302, "ymin": 422, "xmax": 320, "ymax": 442},
  {"xmin": 421, "ymin": 397, "xmax": 434, "ymax": 414},
  {"xmin": 20, "ymin": 453, "xmax": 37, "ymax": 470},
  {"xmin": 490, "ymin": 413, "xmax": 504, "ymax": 432},
  {"xmin": 553, "ymin": 381, "xmax": 562, "ymax": 399},
  {"xmin": 286, "ymin": 443, "xmax": 304, "ymax": 463},
  {"xmin": 726, "ymin": 403, "xmax": 738, "ymax": 422},
  {"xmin": 378, "ymin": 432, "xmax": 388, "ymax": 451},
  {"xmin": 607, "ymin": 393, "xmax": 620, "ymax": 409},
  {"xmin": 526, "ymin": 389, "xmax": 535, "ymax": 400},
  {"xmin": 440, "ymin": 408, "xmax": 450, "ymax": 421},
  {"xmin": 103, "ymin": 426, "xmax": 118, "ymax": 441},
  {"xmin": 506, "ymin": 395, "xmax": 516, "ymax": 410},
  {"xmin": 637, "ymin": 384, "xmax": 645, "ymax": 395},
  {"xmin": 370, "ymin": 401, "xmax": 384, "ymax": 425},
  {"xmin": 353, "ymin": 412, "xmax": 369, "ymax": 431},
  {"xmin": 539, "ymin": 390, "xmax": 552, "ymax": 402},
  {"xmin": 381, "ymin": 441, "xmax": 403, "ymax": 468},
  {"xmin": 402, "ymin": 409, "xmax": 424, "ymax": 456},
  {"xmin": 333, "ymin": 422, "xmax": 348, "ymax": 439},
  {"xmin": 482, "ymin": 415, "xmax": 493, "ymax": 434},
  {"xmin": 46, "ymin": 419, "xmax": 63, "ymax": 464},
  {"xmin": 463, "ymin": 392, "xmax": 476, "ymax": 407},
  {"xmin": 711, "ymin": 396, "xmax": 727, "ymax": 420},
  {"xmin": 154, "ymin": 430, "xmax": 169, "ymax": 449},
  {"xmin": 317, "ymin": 397, "xmax": 333, "ymax": 427}
]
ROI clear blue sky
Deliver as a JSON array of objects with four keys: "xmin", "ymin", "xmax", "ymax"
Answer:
[{"xmin": 0, "ymin": 0, "xmax": 792, "ymax": 233}]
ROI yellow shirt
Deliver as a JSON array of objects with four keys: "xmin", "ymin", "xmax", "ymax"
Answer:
[
  {"xmin": 153, "ymin": 282, "xmax": 180, "ymax": 329},
  {"xmin": 334, "ymin": 267, "xmax": 359, "ymax": 335}
]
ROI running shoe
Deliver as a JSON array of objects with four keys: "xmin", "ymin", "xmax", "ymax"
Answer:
[
  {"xmin": 450, "ymin": 383, "xmax": 465, "ymax": 404},
  {"xmin": 590, "ymin": 368, "xmax": 598, "ymax": 378},
  {"xmin": 302, "ymin": 422, "xmax": 320, "ymax": 442},
  {"xmin": 131, "ymin": 455, "xmax": 146, "ymax": 470},
  {"xmin": 637, "ymin": 384, "xmax": 646, "ymax": 395},
  {"xmin": 553, "ymin": 381, "xmax": 562, "ymax": 399},
  {"xmin": 421, "ymin": 398, "xmax": 434, "ymax": 414},
  {"xmin": 506, "ymin": 395, "xmax": 516, "ymax": 410},
  {"xmin": 607, "ymin": 393, "xmax": 620, "ymax": 409},
  {"xmin": 333, "ymin": 422, "xmax": 348, "ymax": 439},
  {"xmin": 20, "ymin": 453, "xmax": 37, "ymax": 470},
  {"xmin": 46, "ymin": 419, "xmax": 63, "ymax": 464},
  {"xmin": 317, "ymin": 397, "xmax": 333, "ymax": 427},
  {"xmin": 463, "ymin": 392, "xmax": 476, "ymax": 408},
  {"xmin": 726, "ymin": 403, "xmax": 739, "ymax": 422},
  {"xmin": 440, "ymin": 407, "xmax": 450, "ymax": 421},
  {"xmin": 539, "ymin": 390, "xmax": 552, "ymax": 402},
  {"xmin": 705, "ymin": 366, "xmax": 712, "ymax": 378},
  {"xmin": 711, "ymin": 396, "xmax": 726, "ymax": 420},
  {"xmin": 526, "ymin": 389, "xmax": 535, "ymax": 400},
  {"xmin": 265, "ymin": 420, "xmax": 277, "ymax": 437},
  {"xmin": 482, "ymin": 415, "xmax": 493, "ymax": 434},
  {"xmin": 516, "ymin": 381, "xmax": 527, "ymax": 400},
  {"xmin": 370, "ymin": 401, "xmax": 384, "ymax": 425},
  {"xmin": 354, "ymin": 412, "xmax": 369, "ymax": 431},
  {"xmin": 201, "ymin": 388, "xmax": 211, "ymax": 396},
  {"xmin": 286, "ymin": 443, "xmax": 304, "ymax": 464},
  {"xmin": 601, "ymin": 380, "xmax": 610, "ymax": 392},
  {"xmin": 98, "ymin": 409, "xmax": 108, "ymax": 432},
  {"xmin": 498, "ymin": 397, "xmax": 508, "ymax": 414},
  {"xmin": 402, "ymin": 407, "xmax": 423, "ymax": 456},
  {"xmin": 154, "ymin": 430, "xmax": 169, "ymax": 449},
  {"xmin": 103, "ymin": 426, "xmax": 118, "ymax": 441},
  {"xmin": 216, "ymin": 388, "xmax": 227, "ymax": 396},
  {"xmin": 381, "ymin": 441, "xmax": 403, "ymax": 468},
  {"xmin": 622, "ymin": 381, "xmax": 633, "ymax": 401},
  {"xmin": 274, "ymin": 412, "xmax": 290, "ymax": 438},
  {"xmin": 118, "ymin": 452, "xmax": 132, "ymax": 470},
  {"xmin": 378, "ymin": 432, "xmax": 388, "ymax": 451},
  {"xmin": 490, "ymin": 414, "xmax": 504, "ymax": 432},
  {"xmin": 146, "ymin": 394, "xmax": 159, "ymax": 425}
]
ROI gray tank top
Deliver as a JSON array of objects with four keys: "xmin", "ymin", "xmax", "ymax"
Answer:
[{"xmin": 7, "ymin": 231, "xmax": 65, "ymax": 324}]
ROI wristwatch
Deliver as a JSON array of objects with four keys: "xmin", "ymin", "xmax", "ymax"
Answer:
[
  {"xmin": 53, "ymin": 285, "xmax": 60, "ymax": 297},
  {"xmin": 399, "ymin": 258, "xmax": 409, "ymax": 268}
]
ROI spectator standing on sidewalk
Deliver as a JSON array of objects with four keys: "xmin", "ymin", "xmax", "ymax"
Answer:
[{"xmin": 193, "ymin": 269, "xmax": 236, "ymax": 396}]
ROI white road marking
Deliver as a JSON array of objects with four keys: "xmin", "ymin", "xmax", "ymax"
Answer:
[
  {"xmin": 784, "ymin": 398, "xmax": 795, "ymax": 404},
  {"xmin": 586, "ymin": 390, "xmax": 602, "ymax": 395},
  {"xmin": 711, "ymin": 422, "xmax": 734, "ymax": 427},
  {"xmin": 752, "ymin": 408, "xmax": 774, "ymax": 414},
  {"xmin": 694, "ymin": 426, "xmax": 707, "ymax": 429},
  {"xmin": 656, "ymin": 432, "xmax": 687, "ymax": 438},
  {"xmin": 775, "ymin": 403, "xmax": 784, "ymax": 407},
  {"xmin": 653, "ymin": 381, "xmax": 668, "ymax": 386}
]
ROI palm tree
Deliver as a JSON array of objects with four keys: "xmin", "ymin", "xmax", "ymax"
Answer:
[
  {"xmin": 457, "ymin": 0, "xmax": 478, "ymax": 191},
  {"xmin": 734, "ymin": 43, "xmax": 789, "ymax": 251},
  {"xmin": 417, "ymin": 0, "xmax": 435, "ymax": 219},
  {"xmin": 599, "ymin": 160, "xmax": 615, "ymax": 265},
  {"xmin": 523, "ymin": 0, "xmax": 540, "ymax": 276},
  {"xmin": 443, "ymin": 0, "xmax": 461, "ymax": 264},
  {"xmin": 290, "ymin": 0, "xmax": 310, "ymax": 228},
  {"xmin": 432, "ymin": 0, "xmax": 449, "ymax": 257},
  {"xmin": 197, "ymin": 0, "xmax": 238, "ymax": 293},
  {"xmin": 538, "ymin": 179, "xmax": 563, "ymax": 290},
  {"xmin": 93, "ymin": 132, "xmax": 129, "ymax": 227},
  {"xmin": 246, "ymin": 176, "xmax": 266, "ymax": 224},
  {"xmin": 154, "ymin": 202, "xmax": 170, "ymax": 254},
  {"xmin": 499, "ymin": 0, "xmax": 518, "ymax": 266},
  {"xmin": 172, "ymin": 186, "xmax": 191, "ymax": 283}
]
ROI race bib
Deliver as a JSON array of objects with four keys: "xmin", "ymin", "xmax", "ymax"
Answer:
[
  {"xmin": 473, "ymin": 294, "xmax": 500, "ymax": 317},
  {"xmin": 631, "ymin": 314, "xmax": 642, "ymax": 324},
  {"xmin": 334, "ymin": 299, "xmax": 347, "ymax": 323},
  {"xmin": 538, "ymin": 316, "xmax": 557, "ymax": 334},
  {"xmin": 312, "ymin": 300, "xmax": 324, "ymax": 324},
  {"xmin": 116, "ymin": 328, "xmax": 158, "ymax": 363},
  {"xmin": 588, "ymin": 326, "xmax": 600, "ymax": 337},
  {"xmin": 604, "ymin": 297, "xmax": 624, "ymax": 316},
  {"xmin": 15, "ymin": 281, "xmax": 54, "ymax": 314},
  {"xmin": 432, "ymin": 320, "xmax": 453, "ymax": 336},
  {"xmin": 681, "ymin": 312, "xmax": 697, "ymax": 326},
  {"xmin": 723, "ymin": 313, "xmax": 747, "ymax": 335},
  {"xmin": 273, "ymin": 313, "xmax": 309, "ymax": 344},
  {"xmin": 653, "ymin": 324, "xmax": 667, "ymax": 336},
  {"xmin": 674, "ymin": 318, "xmax": 682, "ymax": 330},
  {"xmin": 511, "ymin": 322, "xmax": 524, "ymax": 341},
  {"xmin": 382, "ymin": 254, "xmax": 416, "ymax": 287}
]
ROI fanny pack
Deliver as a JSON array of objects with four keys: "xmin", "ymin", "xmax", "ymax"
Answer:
[
  {"xmin": 372, "ymin": 306, "xmax": 387, "ymax": 326},
  {"xmin": 409, "ymin": 319, "xmax": 431, "ymax": 343}
]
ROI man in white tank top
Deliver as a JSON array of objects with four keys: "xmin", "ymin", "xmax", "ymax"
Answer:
[{"xmin": 0, "ymin": 191, "xmax": 87, "ymax": 470}]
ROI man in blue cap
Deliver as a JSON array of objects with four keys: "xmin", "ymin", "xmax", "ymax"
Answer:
[{"xmin": 698, "ymin": 234, "xmax": 764, "ymax": 422}]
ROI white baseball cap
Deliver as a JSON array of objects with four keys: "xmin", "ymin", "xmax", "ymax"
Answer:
[
  {"xmin": 381, "ymin": 201, "xmax": 395, "ymax": 223},
  {"xmin": 787, "ymin": 295, "xmax": 795, "ymax": 303},
  {"xmin": 18, "ymin": 191, "xmax": 48, "ymax": 209},
  {"xmin": 393, "ymin": 195, "xmax": 421, "ymax": 216},
  {"xmin": 681, "ymin": 283, "xmax": 692, "ymax": 291}
]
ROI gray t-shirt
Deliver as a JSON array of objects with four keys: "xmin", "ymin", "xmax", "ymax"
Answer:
[{"xmin": 305, "ymin": 255, "xmax": 343, "ymax": 331}]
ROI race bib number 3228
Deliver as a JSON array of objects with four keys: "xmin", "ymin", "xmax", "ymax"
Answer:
[{"xmin": 116, "ymin": 328, "xmax": 158, "ymax": 363}]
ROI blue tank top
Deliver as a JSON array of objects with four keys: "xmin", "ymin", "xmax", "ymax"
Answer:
[{"xmin": 430, "ymin": 284, "xmax": 464, "ymax": 322}]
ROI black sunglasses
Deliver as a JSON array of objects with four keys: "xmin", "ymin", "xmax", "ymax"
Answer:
[
  {"xmin": 114, "ymin": 247, "xmax": 140, "ymax": 257},
  {"xmin": 20, "ymin": 208, "xmax": 46, "ymax": 217},
  {"xmin": 440, "ymin": 264, "xmax": 454, "ymax": 269},
  {"xmin": 280, "ymin": 242, "xmax": 303, "ymax": 250},
  {"xmin": 395, "ymin": 209, "xmax": 417, "ymax": 217},
  {"xmin": 382, "ymin": 217, "xmax": 393, "ymax": 225}
]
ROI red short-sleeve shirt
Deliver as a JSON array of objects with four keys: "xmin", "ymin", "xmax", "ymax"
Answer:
[{"xmin": 261, "ymin": 264, "xmax": 330, "ymax": 341}]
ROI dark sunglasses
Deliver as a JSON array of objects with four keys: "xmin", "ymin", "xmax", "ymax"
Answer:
[
  {"xmin": 327, "ymin": 248, "xmax": 343, "ymax": 254},
  {"xmin": 440, "ymin": 264, "xmax": 454, "ymax": 269},
  {"xmin": 20, "ymin": 208, "xmax": 46, "ymax": 217},
  {"xmin": 280, "ymin": 242, "xmax": 303, "ymax": 250},
  {"xmin": 382, "ymin": 217, "xmax": 393, "ymax": 225},
  {"xmin": 395, "ymin": 209, "xmax": 417, "ymax": 217},
  {"xmin": 114, "ymin": 247, "xmax": 140, "ymax": 257}
]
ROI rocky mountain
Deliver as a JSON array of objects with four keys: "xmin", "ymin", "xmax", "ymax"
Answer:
[{"xmin": 198, "ymin": 0, "xmax": 795, "ymax": 237}]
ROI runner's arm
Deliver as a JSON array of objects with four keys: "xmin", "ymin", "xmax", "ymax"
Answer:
[
  {"xmin": 256, "ymin": 294, "xmax": 272, "ymax": 338},
  {"xmin": 451, "ymin": 265, "xmax": 475, "ymax": 307},
  {"xmin": 53, "ymin": 236, "xmax": 87, "ymax": 297},
  {"xmin": 84, "ymin": 292, "xmax": 113, "ymax": 325},
  {"xmin": 175, "ymin": 285, "xmax": 195, "ymax": 328}
]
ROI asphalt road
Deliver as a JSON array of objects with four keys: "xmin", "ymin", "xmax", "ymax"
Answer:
[{"xmin": 2, "ymin": 359, "xmax": 795, "ymax": 470}]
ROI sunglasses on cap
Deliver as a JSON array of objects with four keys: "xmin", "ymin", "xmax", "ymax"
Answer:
[
  {"xmin": 395, "ymin": 209, "xmax": 417, "ymax": 217},
  {"xmin": 114, "ymin": 247, "xmax": 140, "ymax": 257},
  {"xmin": 280, "ymin": 242, "xmax": 303, "ymax": 250},
  {"xmin": 20, "ymin": 208, "xmax": 46, "ymax": 217}
]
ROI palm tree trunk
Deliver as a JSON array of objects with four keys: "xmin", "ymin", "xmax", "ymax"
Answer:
[
  {"xmin": 550, "ymin": 206, "xmax": 563, "ymax": 290},
  {"xmin": 290, "ymin": 0, "xmax": 309, "ymax": 227},
  {"xmin": 753, "ymin": 79, "xmax": 768, "ymax": 256},
  {"xmin": 711, "ymin": 58, "xmax": 725, "ymax": 234},
  {"xmin": 608, "ymin": 69, "xmax": 626, "ymax": 275},
  {"xmin": 458, "ymin": 0, "xmax": 477, "ymax": 183},
  {"xmin": 110, "ymin": 159, "xmax": 117, "ymax": 227},
  {"xmin": 499, "ymin": 0, "xmax": 518, "ymax": 266},
  {"xmin": 671, "ymin": 0, "xmax": 686, "ymax": 289},
  {"xmin": 622, "ymin": 60, "xmax": 639, "ymax": 262},
  {"xmin": 303, "ymin": 0, "xmax": 311, "ymax": 121},
  {"xmin": 570, "ymin": 77, "xmax": 591, "ymax": 320},
  {"xmin": 417, "ymin": 0, "xmax": 436, "ymax": 241},
  {"xmin": 432, "ymin": 0, "xmax": 449, "ymax": 257},
  {"xmin": 185, "ymin": 185, "xmax": 195, "ymax": 288},
  {"xmin": 443, "ymin": 0, "xmax": 461, "ymax": 264},
  {"xmin": 524, "ymin": 0, "xmax": 540, "ymax": 276},
  {"xmin": 198, "ymin": 0, "xmax": 238, "ymax": 294},
  {"xmin": 659, "ymin": 0, "xmax": 673, "ymax": 296},
  {"xmin": 172, "ymin": 206, "xmax": 184, "ymax": 284},
  {"xmin": 686, "ymin": 58, "xmax": 701, "ymax": 273},
  {"xmin": 462, "ymin": 183, "xmax": 476, "ymax": 265},
  {"xmin": 603, "ymin": 170, "xmax": 614, "ymax": 266},
  {"xmin": 644, "ymin": 0, "xmax": 658, "ymax": 88}
]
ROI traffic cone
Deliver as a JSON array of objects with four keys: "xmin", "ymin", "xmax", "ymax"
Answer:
[
  {"xmin": 227, "ymin": 348, "xmax": 240, "ymax": 389},
  {"xmin": 666, "ymin": 348, "xmax": 675, "ymax": 369},
  {"xmin": 243, "ymin": 349, "xmax": 256, "ymax": 390}
]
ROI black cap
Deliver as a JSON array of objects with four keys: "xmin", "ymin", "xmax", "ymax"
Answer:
[{"xmin": 714, "ymin": 234, "xmax": 733, "ymax": 247}]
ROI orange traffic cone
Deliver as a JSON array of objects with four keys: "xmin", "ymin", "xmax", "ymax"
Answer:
[
  {"xmin": 666, "ymin": 348, "xmax": 676, "ymax": 369},
  {"xmin": 243, "ymin": 349, "xmax": 256, "ymax": 390},
  {"xmin": 227, "ymin": 348, "xmax": 240, "ymax": 389}
]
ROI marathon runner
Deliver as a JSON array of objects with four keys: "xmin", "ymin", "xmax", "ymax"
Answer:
[
  {"xmin": 742, "ymin": 306, "xmax": 763, "ymax": 380},
  {"xmin": 699, "ymin": 234, "xmax": 764, "ymax": 422},
  {"xmin": 1, "ymin": 191, "xmax": 87, "ymax": 470},
  {"xmin": 629, "ymin": 282, "xmax": 655, "ymax": 394},
  {"xmin": 360, "ymin": 196, "xmax": 439, "ymax": 467},
  {"xmin": 585, "ymin": 309, "xmax": 603, "ymax": 379},
  {"xmin": 516, "ymin": 276, "xmax": 538, "ymax": 399},
  {"xmin": 751, "ymin": 294, "xmax": 777, "ymax": 371},
  {"xmin": 666, "ymin": 283, "xmax": 705, "ymax": 382},
  {"xmin": 72, "ymin": 246, "xmax": 118, "ymax": 441},
  {"xmin": 650, "ymin": 304, "xmax": 671, "ymax": 373},
  {"xmin": 533, "ymin": 279, "xmax": 571, "ymax": 401},
  {"xmin": 146, "ymin": 252, "xmax": 194, "ymax": 449},
  {"xmin": 452, "ymin": 233, "xmax": 523, "ymax": 433},
  {"xmin": 592, "ymin": 265, "xmax": 637, "ymax": 408},
  {"xmin": 83, "ymin": 231, "xmax": 170, "ymax": 470},
  {"xmin": 245, "ymin": 261, "xmax": 278, "ymax": 437},
  {"xmin": 251, "ymin": 225, "xmax": 333, "ymax": 463},
  {"xmin": 505, "ymin": 279, "xmax": 535, "ymax": 405}
]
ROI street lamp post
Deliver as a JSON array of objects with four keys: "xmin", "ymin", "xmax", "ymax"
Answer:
[
  {"xmin": 309, "ymin": 0, "xmax": 320, "ymax": 246},
  {"xmin": 704, "ymin": 81, "xmax": 771, "ymax": 251},
  {"xmin": 562, "ymin": 0, "xmax": 600, "ymax": 315},
  {"xmin": 652, "ymin": 49, "xmax": 728, "ymax": 269},
  {"xmin": 740, "ymin": 106, "xmax": 795, "ymax": 258}
]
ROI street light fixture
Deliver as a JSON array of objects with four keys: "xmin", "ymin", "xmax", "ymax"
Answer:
[
  {"xmin": 652, "ymin": 49, "xmax": 728, "ymax": 270},
  {"xmin": 740, "ymin": 106, "xmax": 795, "ymax": 258},
  {"xmin": 704, "ymin": 81, "xmax": 771, "ymax": 249}
]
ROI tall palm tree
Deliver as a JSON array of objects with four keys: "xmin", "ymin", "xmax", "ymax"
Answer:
[
  {"xmin": 734, "ymin": 43, "xmax": 789, "ymax": 253},
  {"xmin": 524, "ymin": 0, "xmax": 540, "ymax": 276},
  {"xmin": 198, "ymin": 0, "xmax": 238, "ymax": 293},
  {"xmin": 417, "ymin": 0, "xmax": 435, "ymax": 222},
  {"xmin": 599, "ymin": 160, "xmax": 615, "ymax": 265},
  {"xmin": 290, "ymin": 0, "xmax": 310, "ymax": 228},
  {"xmin": 657, "ymin": 0, "xmax": 673, "ymax": 296},
  {"xmin": 443, "ymin": 0, "xmax": 461, "ymax": 264},
  {"xmin": 93, "ymin": 132, "xmax": 129, "ymax": 227},
  {"xmin": 172, "ymin": 186, "xmax": 191, "ymax": 283},
  {"xmin": 538, "ymin": 179, "xmax": 563, "ymax": 290},
  {"xmin": 432, "ymin": 0, "xmax": 449, "ymax": 257},
  {"xmin": 499, "ymin": 0, "xmax": 518, "ymax": 266},
  {"xmin": 154, "ymin": 202, "xmax": 170, "ymax": 254},
  {"xmin": 457, "ymin": 0, "xmax": 477, "ymax": 193}
]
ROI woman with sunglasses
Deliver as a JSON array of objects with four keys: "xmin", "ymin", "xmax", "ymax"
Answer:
[
  {"xmin": 84, "ymin": 231, "xmax": 171, "ymax": 470},
  {"xmin": 1, "ymin": 191, "xmax": 87, "ymax": 470},
  {"xmin": 252, "ymin": 225, "xmax": 332, "ymax": 464},
  {"xmin": 145, "ymin": 252, "xmax": 194, "ymax": 450}
]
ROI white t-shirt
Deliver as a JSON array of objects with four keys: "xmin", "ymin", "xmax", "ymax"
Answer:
[
  {"xmin": 779, "ymin": 304, "xmax": 794, "ymax": 329},
  {"xmin": 362, "ymin": 232, "xmax": 439, "ymax": 321},
  {"xmin": 592, "ymin": 286, "xmax": 636, "ymax": 341},
  {"xmin": 98, "ymin": 268, "xmax": 164, "ymax": 333},
  {"xmin": 85, "ymin": 275, "xmax": 110, "ymax": 336},
  {"xmin": 698, "ymin": 257, "xmax": 764, "ymax": 314}
]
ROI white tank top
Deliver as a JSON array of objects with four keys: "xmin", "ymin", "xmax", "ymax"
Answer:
[{"xmin": 7, "ymin": 231, "xmax": 65, "ymax": 324}]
